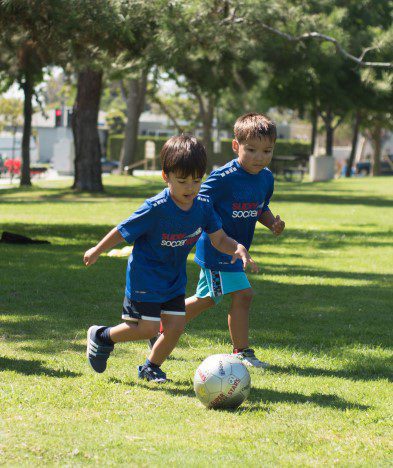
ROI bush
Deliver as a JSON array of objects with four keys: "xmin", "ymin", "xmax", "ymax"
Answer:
[
  {"xmin": 107, "ymin": 135, "xmax": 169, "ymax": 162},
  {"xmin": 107, "ymin": 136, "xmax": 311, "ymax": 170}
]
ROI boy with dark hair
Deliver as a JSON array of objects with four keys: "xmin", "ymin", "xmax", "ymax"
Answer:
[
  {"xmin": 84, "ymin": 135, "xmax": 257, "ymax": 382},
  {"xmin": 149, "ymin": 113, "xmax": 285, "ymax": 369}
]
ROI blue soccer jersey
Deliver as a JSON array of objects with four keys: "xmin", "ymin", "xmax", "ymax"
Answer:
[
  {"xmin": 117, "ymin": 188, "xmax": 222, "ymax": 302},
  {"xmin": 194, "ymin": 159, "xmax": 274, "ymax": 272}
]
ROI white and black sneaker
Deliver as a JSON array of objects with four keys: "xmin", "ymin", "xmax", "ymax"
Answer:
[
  {"xmin": 86, "ymin": 325, "xmax": 114, "ymax": 373},
  {"xmin": 138, "ymin": 364, "xmax": 167, "ymax": 383},
  {"xmin": 233, "ymin": 348, "xmax": 269, "ymax": 369}
]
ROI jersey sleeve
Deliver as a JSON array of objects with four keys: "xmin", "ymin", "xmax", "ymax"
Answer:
[
  {"xmin": 117, "ymin": 201, "xmax": 155, "ymax": 244},
  {"xmin": 199, "ymin": 171, "xmax": 223, "ymax": 204},
  {"xmin": 203, "ymin": 202, "xmax": 222, "ymax": 234},
  {"xmin": 262, "ymin": 172, "xmax": 274, "ymax": 212}
]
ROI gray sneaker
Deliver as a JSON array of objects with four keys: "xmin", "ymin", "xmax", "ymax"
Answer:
[
  {"xmin": 148, "ymin": 332, "xmax": 161, "ymax": 350},
  {"xmin": 233, "ymin": 348, "xmax": 269, "ymax": 369},
  {"xmin": 86, "ymin": 325, "xmax": 114, "ymax": 373}
]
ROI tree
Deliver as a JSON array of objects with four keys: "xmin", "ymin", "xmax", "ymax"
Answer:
[
  {"xmin": 0, "ymin": 97, "xmax": 23, "ymax": 159},
  {"xmin": 160, "ymin": 0, "xmax": 253, "ymax": 157},
  {"xmin": 0, "ymin": 1, "xmax": 55, "ymax": 185},
  {"xmin": 220, "ymin": 0, "xmax": 392, "ymax": 159}
]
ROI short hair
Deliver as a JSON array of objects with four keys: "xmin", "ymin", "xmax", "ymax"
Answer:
[
  {"xmin": 160, "ymin": 135, "xmax": 207, "ymax": 178},
  {"xmin": 234, "ymin": 113, "xmax": 277, "ymax": 143}
]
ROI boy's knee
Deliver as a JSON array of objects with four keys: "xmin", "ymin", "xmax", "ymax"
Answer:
[
  {"xmin": 163, "ymin": 318, "xmax": 186, "ymax": 336},
  {"xmin": 232, "ymin": 288, "xmax": 254, "ymax": 305}
]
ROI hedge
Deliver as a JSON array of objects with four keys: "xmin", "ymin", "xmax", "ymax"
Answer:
[{"xmin": 108, "ymin": 135, "xmax": 311, "ymax": 170}]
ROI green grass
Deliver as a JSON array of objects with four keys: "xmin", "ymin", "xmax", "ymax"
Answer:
[{"xmin": 1, "ymin": 175, "xmax": 392, "ymax": 466}]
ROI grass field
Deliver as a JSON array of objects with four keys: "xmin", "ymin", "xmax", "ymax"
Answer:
[{"xmin": 1, "ymin": 175, "xmax": 392, "ymax": 466}]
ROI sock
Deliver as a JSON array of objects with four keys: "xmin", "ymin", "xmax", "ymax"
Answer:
[
  {"xmin": 233, "ymin": 348, "xmax": 246, "ymax": 354},
  {"xmin": 145, "ymin": 358, "xmax": 159, "ymax": 369},
  {"xmin": 98, "ymin": 327, "xmax": 114, "ymax": 345}
]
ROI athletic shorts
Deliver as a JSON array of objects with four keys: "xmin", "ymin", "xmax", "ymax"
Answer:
[
  {"xmin": 122, "ymin": 294, "xmax": 186, "ymax": 322},
  {"xmin": 195, "ymin": 268, "xmax": 251, "ymax": 304}
]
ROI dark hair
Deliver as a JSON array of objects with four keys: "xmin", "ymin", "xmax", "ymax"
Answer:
[
  {"xmin": 234, "ymin": 113, "xmax": 277, "ymax": 143},
  {"xmin": 160, "ymin": 135, "xmax": 207, "ymax": 178}
]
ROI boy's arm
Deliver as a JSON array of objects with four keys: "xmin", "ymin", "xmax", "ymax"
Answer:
[
  {"xmin": 208, "ymin": 229, "xmax": 259, "ymax": 273},
  {"xmin": 83, "ymin": 227, "xmax": 124, "ymax": 266},
  {"xmin": 259, "ymin": 210, "xmax": 285, "ymax": 236}
]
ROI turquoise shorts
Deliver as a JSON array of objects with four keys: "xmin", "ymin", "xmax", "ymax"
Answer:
[{"xmin": 195, "ymin": 268, "xmax": 251, "ymax": 304}]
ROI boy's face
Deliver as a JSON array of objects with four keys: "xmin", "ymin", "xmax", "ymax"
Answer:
[
  {"xmin": 162, "ymin": 171, "xmax": 203, "ymax": 209},
  {"xmin": 233, "ymin": 137, "xmax": 274, "ymax": 174}
]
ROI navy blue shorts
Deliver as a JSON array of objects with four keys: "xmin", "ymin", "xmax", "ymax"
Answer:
[{"xmin": 122, "ymin": 295, "xmax": 186, "ymax": 322}]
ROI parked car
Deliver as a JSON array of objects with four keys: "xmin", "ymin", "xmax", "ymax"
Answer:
[
  {"xmin": 356, "ymin": 154, "xmax": 393, "ymax": 176},
  {"xmin": 101, "ymin": 158, "xmax": 119, "ymax": 174}
]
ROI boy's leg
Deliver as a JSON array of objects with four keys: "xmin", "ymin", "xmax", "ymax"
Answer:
[
  {"xmin": 109, "ymin": 320, "xmax": 160, "ymax": 342},
  {"xmin": 147, "ymin": 294, "xmax": 215, "ymax": 366},
  {"xmin": 147, "ymin": 313, "xmax": 186, "ymax": 366},
  {"xmin": 228, "ymin": 288, "xmax": 253, "ymax": 350},
  {"xmin": 87, "ymin": 297, "xmax": 161, "ymax": 374},
  {"xmin": 229, "ymin": 289, "xmax": 269, "ymax": 369},
  {"xmin": 148, "ymin": 270, "xmax": 216, "ymax": 348},
  {"xmin": 185, "ymin": 295, "xmax": 215, "ymax": 323}
]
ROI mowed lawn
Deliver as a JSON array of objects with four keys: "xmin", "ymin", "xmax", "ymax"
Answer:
[{"xmin": 0, "ymin": 175, "xmax": 392, "ymax": 466}]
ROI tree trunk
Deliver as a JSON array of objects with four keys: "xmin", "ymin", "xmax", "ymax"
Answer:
[
  {"xmin": 345, "ymin": 111, "xmax": 361, "ymax": 177},
  {"xmin": 310, "ymin": 105, "xmax": 318, "ymax": 155},
  {"xmin": 196, "ymin": 92, "xmax": 215, "ymax": 165},
  {"xmin": 72, "ymin": 68, "xmax": 103, "ymax": 192},
  {"xmin": 119, "ymin": 69, "xmax": 148, "ymax": 173},
  {"xmin": 325, "ymin": 109, "xmax": 334, "ymax": 156},
  {"xmin": 20, "ymin": 73, "xmax": 33, "ymax": 186},
  {"xmin": 371, "ymin": 125, "xmax": 382, "ymax": 176}
]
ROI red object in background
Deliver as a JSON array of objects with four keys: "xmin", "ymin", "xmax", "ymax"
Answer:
[
  {"xmin": 4, "ymin": 159, "xmax": 21, "ymax": 175},
  {"xmin": 55, "ymin": 108, "xmax": 62, "ymax": 127}
]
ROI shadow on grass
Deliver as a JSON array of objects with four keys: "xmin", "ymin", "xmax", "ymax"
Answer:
[
  {"xmin": 108, "ymin": 377, "xmax": 370, "ymax": 412},
  {"xmin": 245, "ymin": 388, "xmax": 371, "ymax": 411},
  {"xmin": 0, "ymin": 356, "xmax": 81, "ymax": 378},
  {"xmin": 1, "ymin": 221, "xmax": 392, "ymax": 386},
  {"xmin": 273, "ymin": 193, "xmax": 393, "ymax": 208},
  {"xmin": 2, "ymin": 177, "xmax": 391, "ymax": 208},
  {"xmin": 268, "ymin": 363, "xmax": 392, "ymax": 383},
  {"xmin": 0, "ymin": 178, "xmax": 165, "ymax": 202}
]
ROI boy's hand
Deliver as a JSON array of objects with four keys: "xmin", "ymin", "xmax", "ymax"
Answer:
[
  {"xmin": 84, "ymin": 247, "xmax": 100, "ymax": 266},
  {"xmin": 231, "ymin": 244, "xmax": 259, "ymax": 273},
  {"xmin": 271, "ymin": 215, "xmax": 285, "ymax": 236}
]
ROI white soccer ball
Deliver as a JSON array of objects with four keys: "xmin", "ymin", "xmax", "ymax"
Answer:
[{"xmin": 193, "ymin": 354, "xmax": 251, "ymax": 409}]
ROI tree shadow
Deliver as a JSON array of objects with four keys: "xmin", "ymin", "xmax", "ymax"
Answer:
[
  {"xmin": 246, "ymin": 388, "xmax": 371, "ymax": 411},
  {"xmin": 108, "ymin": 377, "xmax": 370, "ymax": 412},
  {"xmin": 268, "ymin": 363, "xmax": 392, "ymax": 383},
  {"xmin": 0, "ymin": 356, "xmax": 81, "ymax": 378},
  {"xmin": 0, "ymin": 178, "xmax": 165, "ymax": 202}
]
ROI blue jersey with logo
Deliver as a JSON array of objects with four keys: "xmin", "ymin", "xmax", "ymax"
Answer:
[
  {"xmin": 195, "ymin": 159, "xmax": 274, "ymax": 272},
  {"xmin": 117, "ymin": 188, "xmax": 222, "ymax": 302}
]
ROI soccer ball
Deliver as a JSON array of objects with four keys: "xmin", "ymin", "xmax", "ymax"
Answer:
[{"xmin": 193, "ymin": 354, "xmax": 251, "ymax": 409}]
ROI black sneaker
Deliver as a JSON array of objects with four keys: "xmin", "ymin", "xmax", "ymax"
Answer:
[
  {"xmin": 233, "ymin": 348, "xmax": 269, "ymax": 369},
  {"xmin": 138, "ymin": 364, "xmax": 167, "ymax": 383},
  {"xmin": 86, "ymin": 325, "xmax": 114, "ymax": 373},
  {"xmin": 148, "ymin": 332, "xmax": 161, "ymax": 350}
]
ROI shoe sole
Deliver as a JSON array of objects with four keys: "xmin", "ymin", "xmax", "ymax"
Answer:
[{"xmin": 237, "ymin": 357, "xmax": 270, "ymax": 369}]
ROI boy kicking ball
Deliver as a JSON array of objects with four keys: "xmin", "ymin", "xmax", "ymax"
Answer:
[
  {"xmin": 149, "ymin": 113, "xmax": 285, "ymax": 369},
  {"xmin": 84, "ymin": 135, "xmax": 258, "ymax": 382}
]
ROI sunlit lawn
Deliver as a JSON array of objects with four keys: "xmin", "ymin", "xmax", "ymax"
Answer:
[{"xmin": 1, "ymin": 175, "xmax": 392, "ymax": 465}]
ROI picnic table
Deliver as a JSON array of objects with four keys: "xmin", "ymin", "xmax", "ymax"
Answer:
[{"xmin": 270, "ymin": 155, "xmax": 309, "ymax": 181}]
